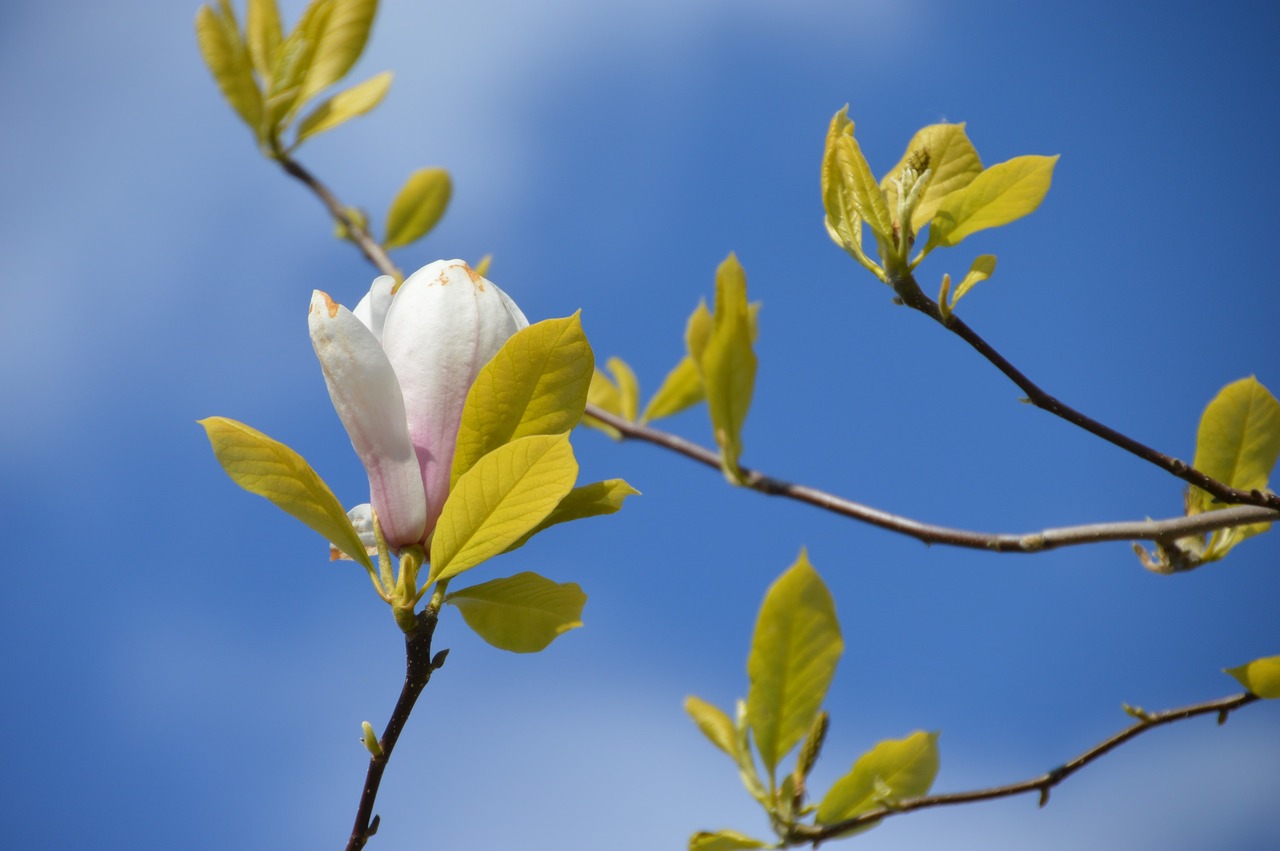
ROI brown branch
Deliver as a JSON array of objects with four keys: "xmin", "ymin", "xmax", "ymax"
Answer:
[
  {"xmin": 583, "ymin": 404, "xmax": 1277, "ymax": 553},
  {"xmin": 346, "ymin": 610, "xmax": 445, "ymax": 851},
  {"xmin": 892, "ymin": 278, "xmax": 1279, "ymax": 513},
  {"xmin": 795, "ymin": 691, "xmax": 1262, "ymax": 845},
  {"xmin": 275, "ymin": 154, "xmax": 402, "ymax": 280}
]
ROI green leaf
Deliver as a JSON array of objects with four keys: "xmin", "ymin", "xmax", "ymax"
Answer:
[
  {"xmin": 642, "ymin": 355, "xmax": 703, "ymax": 423},
  {"xmin": 196, "ymin": 3, "xmax": 264, "ymax": 132},
  {"xmin": 503, "ymin": 479, "xmax": 639, "ymax": 553},
  {"xmin": 747, "ymin": 550, "xmax": 843, "ymax": 781},
  {"xmin": 445, "ymin": 572, "xmax": 585, "ymax": 653},
  {"xmin": 686, "ymin": 299, "xmax": 714, "ymax": 363},
  {"xmin": 264, "ymin": 0, "xmax": 330, "ymax": 132},
  {"xmin": 699, "ymin": 254, "xmax": 757, "ymax": 482},
  {"xmin": 1188, "ymin": 377, "xmax": 1280, "ymax": 560},
  {"xmin": 688, "ymin": 830, "xmax": 769, "ymax": 851},
  {"xmin": 926, "ymin": 154, "xmax": 1059, "ymax": 250},
  {"xmin": 1225, "ymin": 655, "xmax": 1280, "ymax": 699},
  {"xmin": 383, "ymin": 167, "xmax": 452, "ymax": 249},
  {"xmin": 582, "ymin": 368, "xmax": 624, "ymax": 439},
  {"xmin": 685, "ymin": 696, "xmax": 737, "ymax": 758},
  {"xmin": 821, "ymin": 108, "xmax": 865, "ymax": 261},
  {"xmin": 452, "ymin": 314, "xmax": 593, "ymax": 486},
  {"xmin": 951, "ymin": 254, "xmax": 998, "ymax": 307},
  {"xmin": 823, "ymin": 107, "xmax": 894, "ymax": 246},
  {"xmin": 296, "ymin": 0, "xmax": 379, "ymax": 106},
  {"xmin": 428, "ymin": 433, "xmax": 578, "ymax": 584},
  {"xmin": 880, "ymin": 123, "xmax": 982, "ymax": 234},
  {"xmin": 294, "ymin": 70, "xmax": 392, "ymax": 144},
  {"xmin": 606, "ymin": 357, "xmax": 640, "ymax": 422},
  {"xmin": 816, "ymin": 731, "xmax": 940, "ymax": 825},
  {"xmin": 246, "ymin": 0, "xmax": 283, "ymax": 81},
  {"xmin": 199, "ymin": 416, "xmax": 371, "ymax": 569}
]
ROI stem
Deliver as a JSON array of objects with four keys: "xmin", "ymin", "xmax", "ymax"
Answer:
[
  {"xmin": 584, "ymin": 404, "xmax": 1277, "ymax": 554},
  {"xmin": 893, "ymin": 279, "xmax": 1279, "ymax": 513},
  {"xmin": 798, "ymin": 691, "xmax": 1262, "ymax": 845},
  {"xmin": 346, "ymin": 610, "xmax": 443, "ymax": 851}
]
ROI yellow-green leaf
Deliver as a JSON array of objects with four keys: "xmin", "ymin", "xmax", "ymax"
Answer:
[
  {"xmin": 445, "ymin": 572, "xmax": 585, "ymax": 653},
  {"xmin": 246, "ymin": 0, "xmax": 283, "ymax": 81},
  {"xmin": 642, "ymin": 356, "xmax": 704, "ymax": 423},
  {"xmin": 821, "ymin": 108, "xmax": 865, "ymax": 259},
  {"xmin": 1225, "ymin": 655, "xmax": 1280, "ymax": 699},
  {"xmin": 473, "ymin": 254, "xmax": 493, "ymax": 277},
  {"xmin": 383, "ymin": 167, "xmax": 452, "ymax": 249},
  {"xmin": 503, "ymin": 479, "xmax": 639, "ymax": 553},
  {"xmin": 685, "ymin": 695, "xmax": 737, "ymax": 758},
  {"xmin": 880, "ymin": 123, "xmax": 982, "ymax": 234},
  {"xmin": 688, "ymin": 830, "xmax": 769, "ymax": 851},
  {"xmin": 951, "ymin": 254, "xmax": 997, "ymax": 307},
  {"xmin": 606, "ymin": 357, "xmax": 640, "ymax": 422},
  {"xmin": 295, "ymin": 70, "xmax": 392, "ymax": 144},
  {"xmin": 686, "ymin": 299, "xmax": 713, "ymax": 363},
  {"xmin": 198, "ymin": 416, "xmax": 371, "ymax": 569},
  {"xmin": 196, "ymin": 3, "xmax": 264, "ymax": 132},
  {"xmin": 816, "ymin": 731, "xmax": 940, "ymax": 825},
  {"xmin": 828, "ymin": 111, "xmax": 894, "ymax": 242},
  {"xmin": 747, "ymin": 550, "xmax": 842, "ymax": 779},
  {"xmin": 699, "ymin": 254, "xmax": 756, "ymax": 482},
  {"xmin": 926, "ymin": 154, "xmax": 1059, "ymax": 250},
  {"xmin": 1188, "ymin": 377, "xmax": 1280, "ymax": 560},
  {"xmin": 582, "ymin": 367, "xmax": 624, "ymax": 439},
  {"xmin": 264, "ymin": 0, "xmax": 330, "ymax": 131},
  {"xmin": 428, "ymin": 433, "xmax": 578, "ymax": 584},
  {"xmin": 296, "ymin": 0, "xmax": 378, "ymax": 106},
  {"xmin": 452, "ymin": 314, "xmax": 593, "ymax": 487}
]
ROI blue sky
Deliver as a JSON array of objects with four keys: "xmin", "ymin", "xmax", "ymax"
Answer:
[{"xmin": 2, "ymin": 0, "xmax": 1278, "ymax": 849}]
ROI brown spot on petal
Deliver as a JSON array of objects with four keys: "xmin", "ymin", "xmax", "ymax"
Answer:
[{"xmin": 311, "ymin": 290, "xmax": 340, "ymax": 318}]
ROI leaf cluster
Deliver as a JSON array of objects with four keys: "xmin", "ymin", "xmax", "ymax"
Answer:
[{"xmin": 686, "ymin": 552, "xmax": 939, "ymax": 849}]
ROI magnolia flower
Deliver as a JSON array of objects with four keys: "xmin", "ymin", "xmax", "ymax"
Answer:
[{"xmin": 309, "ymin": 260, "xmax": 529, "ymax": 550}]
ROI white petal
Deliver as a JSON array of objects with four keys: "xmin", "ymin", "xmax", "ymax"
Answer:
[
  {"xmin": 352, "ymin": 275, "xmax": 395, "ymax": 342},
  {"xmin": 309, "ymin": 290, "xmax": 427, "ymax": 547},
  {"xmin": 380, "ymin": 261, "xmax": 528, "ymax": 534}
]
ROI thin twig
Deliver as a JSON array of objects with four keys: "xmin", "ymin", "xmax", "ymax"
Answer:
[
  {"xmin": 796, "ymin": 691, "xmax": 1261, "ymax": 845},
  {"xmin": 347, "ymin": 610, "xmax": 443, "ymax": 851},
  {"xmin": 276, "ymin": 154, "xmax": 402, "ymax": 280},
  {"xmin": 583, "ymin": 404, "xmax": 1277, "ymax": 553},
  {"xmin": 894, "ymin": 280, "xmax": 1279, "ymax": 513}
]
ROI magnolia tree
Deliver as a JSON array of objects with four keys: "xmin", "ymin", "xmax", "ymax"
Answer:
[{"xmin": 196, "ymin": 1, "xmax": 1279, "ymax": 849}]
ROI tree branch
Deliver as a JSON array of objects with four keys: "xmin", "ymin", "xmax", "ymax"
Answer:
[
  {"xmin": 346, "ymin": 610, "xmax": 445, "ymax": 851},
  {"xmin": 583, "ymin": 405, "xmax": 1278, "ymax": 554},
  {"xmin": 893, "ymin": 280, "xmax": 1279, "ymax": 513},
  {"xmin": 796, "ymin": 691, "xmax": 1262, "ymax": 845}
]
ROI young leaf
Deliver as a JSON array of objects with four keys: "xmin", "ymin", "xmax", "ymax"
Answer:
[
  {"xmin": 428, "ymin": 433, "xmax": 578, "ymax": 584},
  {"xmin": 824, "ymin": 108, "xmax": 894, "ymax": 244},
  {"xmin": 196, "ymin": 3, "xmax": 264, "ymax": 132},
  {"xmin": 880, "ymin": 123, "xmax": 982, "ymax": 234},
  {"xmin": 452, "ymin": 314, "xmax": 593, "ymax": 486},
  {"xmin": 1225, "ymin": 655, "xmax": 1280, "ymax": 699},
  {"xmin": 699, "ymin": 254, "xmax": 757, "ymax": 482},
  {"xmin": 445, "ymin": 572, "xmax": 585, "ymax": 653},
  {"xmin": 198, "ymin": 416, "xmax": 371, "ymax": 569},
  {"xmin": 747, "ymin": 550, "xmax": 843, "ymax": 781},
  {"xmin": 642, "ymin": 356, "xmax": 703, "ymax": 423},
  {"xmin": 383, "ymin": 167, "xmax": 453, "ymax": 249},
  {"xmin": 821, "ymin": 108, "xmax": 865, "ymax": 260},
  {"xmin": 950, "ymin": 254, "xmax": 998, "ymax": 308},
  {"xmin": 815, "ymin": 731, "xmax": 940, "ymax": 825},
  {"xmin": 605, "ymin": 357, "xmax": 641, "ymax": 423},
  {"xmin": 294, "ymin": 70, "xmax": 392, "ymax": 144},
  {"xmin": 688, "ymin": 830, "xmax": 769, "ymax": 851},
  {"xmin": 686, "ymin": 299, "xmax": 714, "ymax": 363},
  {"xmin": 685, "ymin": 696, "xmax": 738, "ymax": 758},
  {"xmin": 582, "ymin": 368, "xmax": 624, "ymax": 439},
  {"xmin": 1188, "ymin": 377, "xmax": 1280, "ymax": 560},
  {"xmin": 263, "ymin": 0, "xmax": 330, "ymax": 132},
  {"xmin": 926, "ymin": 154, "xmax": 1059, "ymax": 250},
  {"xmin": 295, "ymin": 0, "xmax": 379, "ymax": 106},
  {"xmin": 246, "ymin": 0, "xmax": 283, "ymax": 81},
  {"xmin": 502, "ymin": 479, "xmax": 639, "ymax": 553}
]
